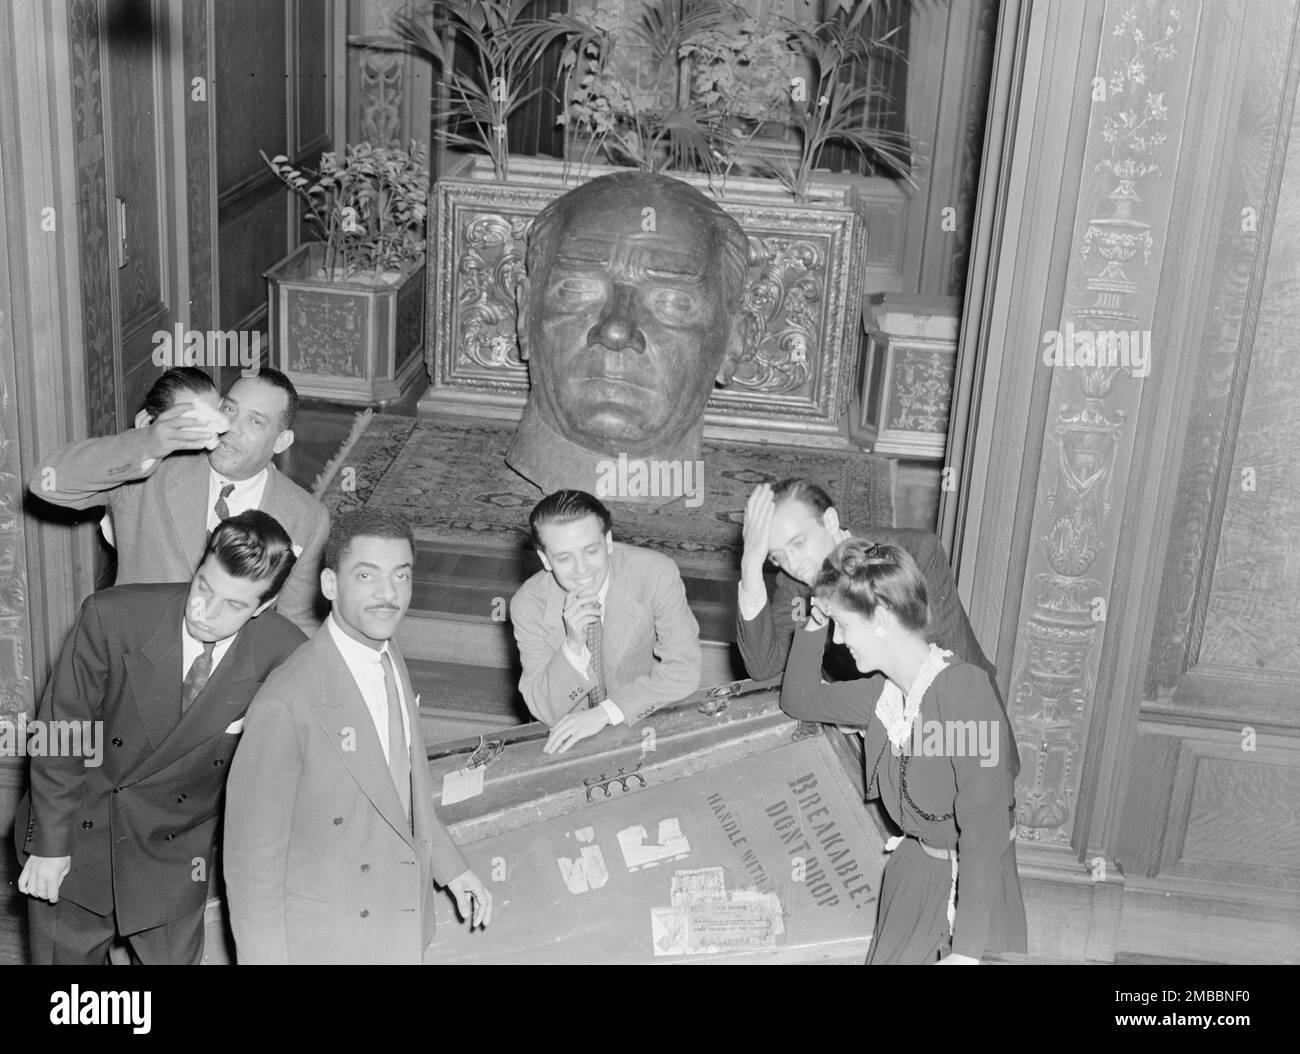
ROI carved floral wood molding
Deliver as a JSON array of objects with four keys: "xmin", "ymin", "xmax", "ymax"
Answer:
[{"xmin": 1012, "ymin": 0, "xmax": 1188, "ymax": 843}]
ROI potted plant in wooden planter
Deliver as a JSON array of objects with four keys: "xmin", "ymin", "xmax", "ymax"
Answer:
[
  {"xmin": 262, "ymin": 141, "xmax": 430, "ymax": 405},
  {"xmin": 358, "ymin": 0, "xmax": 915, "ymax": 443}
]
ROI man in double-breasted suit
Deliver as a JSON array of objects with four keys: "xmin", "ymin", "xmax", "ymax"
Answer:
[
  {"xmin": 510, "ymin": 490, "xmax": 702, "ymax": 755},
  {"xmin": 30, "ymin": 369, "xmax": 329, "ymax": 633},
  {"xmin": 223, "ymin": 509, "xmax": 491, "ymax": 964},
  {"xmin": 15, "ymin": 510, "xmax": 306, "ymax": 964}
]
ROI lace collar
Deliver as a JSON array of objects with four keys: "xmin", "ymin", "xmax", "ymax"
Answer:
[{"xmin": 875, "ymin": 643, "xmax": 953, "ymax": 750}]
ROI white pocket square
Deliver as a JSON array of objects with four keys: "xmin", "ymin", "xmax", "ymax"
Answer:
[
  {"xmin": 223, "ymin": 718, "xmax": 246, "ymax": 734},
  {"xmin": 292, "ymin": 543, "xmax": 303, "ymax": 558}
]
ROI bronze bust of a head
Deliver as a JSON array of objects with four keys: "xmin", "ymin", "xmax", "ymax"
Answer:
[{"xmin": 506, "ymin": 171, "xmax": 752, "ymax": 503}]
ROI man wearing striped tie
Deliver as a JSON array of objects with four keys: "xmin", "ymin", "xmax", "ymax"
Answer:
[
  {"xmin": 15, "ymin": 510, "xmax": 306, "ymax": 964},
  {"xmin": 223, "ymin": 509, "xmax": 491, "ymax": 964},
  {"xmin": 510, "ymin": 491, "xmax": 702, "ymax": 755}
]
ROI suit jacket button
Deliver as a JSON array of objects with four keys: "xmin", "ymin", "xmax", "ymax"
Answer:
[
  {"xmin": 176, "ymin": 793, "xmax": 187, "ymax": 803},
  {"xmin": 81, "ymin": 820, "xmax": 93, "ymax": 829},
  {"xmin": 333, "ymin": 816, "xmax": 343, "ymax": 826},
  {"xmin": 165, "ymin": 834, "xmax": 174, "ymax": 841},
  {"xmin": 360, "ymin": 909, "xmax": 369, "ymax": 918},
  {"xmin": 360, "ymin": 863, "xmax": 370, "ymax": 873},
  {"xmin": 112, "ymin": 737, "xmax": 123, "ymax": 747},
  {"xmin": 213, "ymin": 758, "xmax": 224, "ymax": 767},
  {"xmin": 112, "ymin": 788, "xmax": 120, "ymax": 794}
]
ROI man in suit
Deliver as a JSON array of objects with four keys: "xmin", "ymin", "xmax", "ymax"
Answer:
[
  {"xmin": 30, "ymin": 368, "xmax": 329, "ymax": 633},
  {"xmin": 511, "ymin": 490, "xmax": 702, "ymax": 755},
  {"xmin": 15, "ymin": 510, "xmax": 306, "ymax": 965},
  {"xmin": 736, "ymin": 479, "xmax": 1016, "ymax": 771},
  {"xmin": 223, "ymin": 509, "xmax": 492, "ymax": 964}
]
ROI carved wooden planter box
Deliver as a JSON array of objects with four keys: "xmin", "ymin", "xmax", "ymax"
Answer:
[
  {"xmin": 852, "ymin": 293, "xmax": 960, "ymax": 458},
  {"xmin": 420, "ymin": 155, "xmax": 873, "ymax": 447},
  {"xmin": 265, "ymin": 242, "xmax": 426, "ymax": 406}
]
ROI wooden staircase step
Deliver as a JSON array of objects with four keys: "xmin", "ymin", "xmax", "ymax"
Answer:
[
  {"xmin": 408, "ymin": 659, "xmax": 525, "ymax": 718},
  {"xmin": 398, "ymin": 614, "xmax": 746, "ymax": 694}
]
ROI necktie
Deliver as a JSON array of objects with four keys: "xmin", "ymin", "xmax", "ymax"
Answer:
[
  {"xmin": 214, "ymin": 481, "xmax": 235, "ymax": 523},
  {"xmin": 380, "ymin": 651, "xmax": 412, "ymax": 822},
  {"xmin": 585, "ymin": 615, "xmax": 607, "ymax": 709},
  {"xmin": 182, "ymin": 641, "xmax": 216, "ymax": 714}
]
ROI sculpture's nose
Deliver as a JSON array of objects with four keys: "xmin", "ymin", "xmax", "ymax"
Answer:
[{"xmin": 587, "ymin": 283, "xmax": 646, "ymax": 354}]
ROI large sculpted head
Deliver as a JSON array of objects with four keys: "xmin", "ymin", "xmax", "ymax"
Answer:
[{"xmin": 510, "ymin": 172, "xmax": 751, "ymax": 482}]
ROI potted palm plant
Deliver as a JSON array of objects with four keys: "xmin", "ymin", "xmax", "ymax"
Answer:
[
  {"xmin": 358, "ymin": 0, "xmax": 915, "ymax": 444},
  {"xmin": 262, "ymin": 140, "xmax": 430, "ymax": 405}
]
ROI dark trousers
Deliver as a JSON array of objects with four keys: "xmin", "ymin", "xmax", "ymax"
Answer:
[{"xmin": 29, "ymin": 895, "xmax": 206, "ymax": 965}]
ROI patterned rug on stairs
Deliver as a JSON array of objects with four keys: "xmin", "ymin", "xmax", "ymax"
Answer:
[{"xmin": 314, "ymin": 413, "xmax": 895, "ymax": 572}]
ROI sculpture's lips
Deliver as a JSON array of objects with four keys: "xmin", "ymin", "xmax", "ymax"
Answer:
[{"xmin": 577, "ymin": 375, "xmax": 657, "ymax": 395}]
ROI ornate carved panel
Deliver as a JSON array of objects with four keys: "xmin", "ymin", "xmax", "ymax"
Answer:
[
  {"xmin": 1010, "ymin": 1, "xmax": 1193, "ymax": 844},
  {"xmin": 351, "ymin": 0, "xmax": 413, "ymax": 149},
  {"xmin": 885, "ymin": 347, "xmax": 955, "ymax": 433},
  {"xmin": 0, "ymin": 351, "xmax": 32, "ymax": 720},
  {"xmin": 285, "ymin": 288, "xmax": 369, "ymax": 377},
  {"xmin": 424, "ymin": 160, "xmax": 867, "ymax": 443}
]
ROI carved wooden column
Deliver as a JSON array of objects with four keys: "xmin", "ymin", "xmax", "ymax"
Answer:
[
  {"xmin": 0, "ymin": 0, "xmax": 98, "ymax": 958},
  {"xmin": 944, "ymin": 0, "xmax": 1251, "ymax": 959},
  {"xmin": 347, "ymin": 0, "xmax": 432, "ymax": 151}
]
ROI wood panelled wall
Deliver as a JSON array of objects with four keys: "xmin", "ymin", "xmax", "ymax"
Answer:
[
  {"xmin": 215, "ymin": 0, "xmax": 333, "ymax": 343},
  {"xmin": 66, "ymin": 0, "xmax": 335, "ymax": 433},
  {"xmin": 1, "ymin": 0, "xmax": 103, "ymax": 966},
  {"xmin": 952, "ymin": 0, "xmax": 1300, "ymax": 961}
]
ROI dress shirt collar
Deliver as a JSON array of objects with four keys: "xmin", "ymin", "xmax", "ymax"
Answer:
[
  {"xmin": 180, "ymin": 618, "xmax": 236, "ymax": 677},
  {"xmin": 209, "ymin": 465, "xmax": 269, "ymax": 502}
]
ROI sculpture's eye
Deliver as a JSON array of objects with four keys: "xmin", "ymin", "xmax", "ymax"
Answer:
[
  {"xmin": 550, "ymin": 277, "xmax": 606, "ymax": 303},
  {"xmin": 647, "ymin": 287, "xmax": 702, "ymax": 322}
]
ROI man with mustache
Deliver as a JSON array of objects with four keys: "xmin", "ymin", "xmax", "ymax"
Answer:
[
  {"xmin": 737, "ymin": 479, "xmax": 1015, "ymax": 766},
  {"xmin": 224, "ymin": 510, "xmax": 491, "ymax": 964},
  {"xmin": 506, "ymin": 171, "xmax": 751, "ymax": 501},
  {"xmin": 31, "ymin": 368, "xmax": 329, "ymax": 633},
  {"xmin": 15, "ymin": 511, "xmax": 305, "ymax": 964}
]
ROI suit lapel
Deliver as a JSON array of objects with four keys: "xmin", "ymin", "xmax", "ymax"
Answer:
[
  {"xmin": 543, "ymin": 580, "xmax": 566, "ymax": 652},
  {"xmin": 123, "ymin": 589, "xmax": 189, "ymax": 751},
  {"xmin": 164, "ymin": 457, "xmax": 211, "ymax": 575},
  {"xmin": 600, "ymin": 548, "xmax": 644, "ymax": 681},
  {"xmin": 259, "ymin": 465, "xmax": 295, "ymax": 535},
  {"xmin": 133, "ymin": 623, "xmax": 261, "ymax": 781},
  {"xmin": 311, "ymin": 632, "xmax": 414, "ymax": 847}
]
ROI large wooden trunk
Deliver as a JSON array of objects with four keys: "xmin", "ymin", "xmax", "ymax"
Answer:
[{"xmin": 426, "ymin": 684, "xmax": 885, "ymax": 964}]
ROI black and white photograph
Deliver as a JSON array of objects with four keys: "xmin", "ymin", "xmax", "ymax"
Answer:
[{"xmin": 0, "ymin": 0, "xmax": 1294, "ymax": 1012}]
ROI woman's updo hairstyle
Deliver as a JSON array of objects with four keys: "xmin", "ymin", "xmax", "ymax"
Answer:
[{"xmin": 812, "ymin": 539, "xmax": 930, "ymax": 633}]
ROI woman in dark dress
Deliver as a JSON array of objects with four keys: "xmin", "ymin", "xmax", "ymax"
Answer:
[{"xmin": 780, "ymin": 539, "xmax": 1027, "ymax": 964}]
